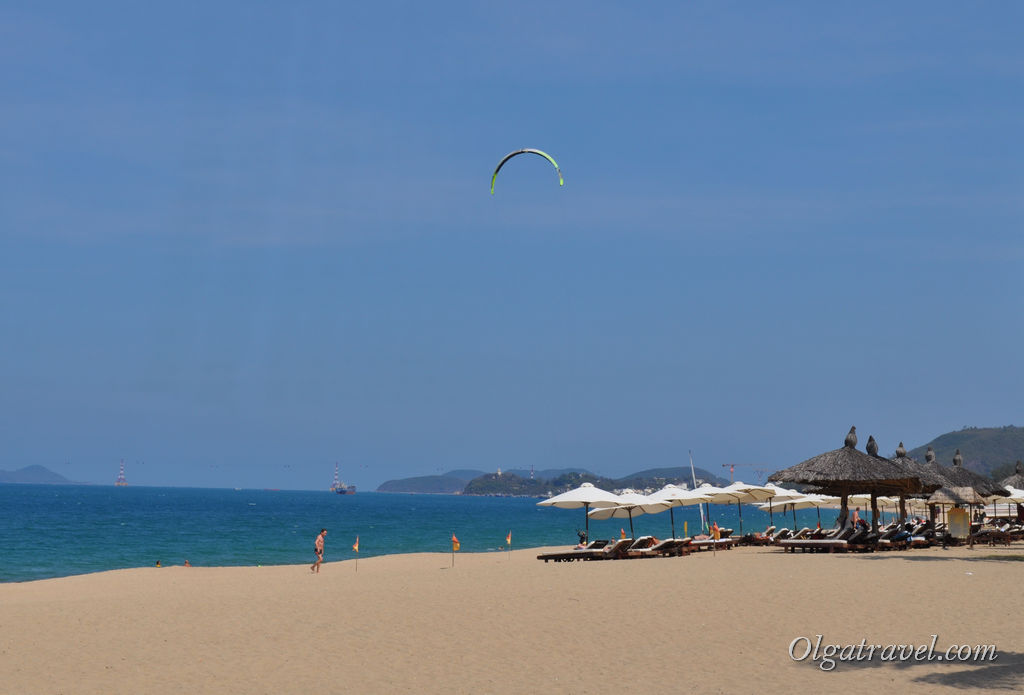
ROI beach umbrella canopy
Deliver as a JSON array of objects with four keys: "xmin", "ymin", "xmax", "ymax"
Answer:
[
  {"xmin": 761, "ymin": 483, "xmax": 804, "ymax": 525},
  {"xmin": 941, "ymin": 450, "xmax": 1007, "ymax": 498},
  {"xmin": 649, "ymin": 485, "xmax": 711, "ymax": 538},
  {"xmin": 758, "ymin": 493, "xmax": 836, "ymax": 530},
  {"xmin": 767, "ymin": 426, "xmax": 921, "ymax": 530},
  {"xmin": 889, "ymin": 442, "xmax": 946, "ymax": 494},
  {"xmin": 928, "ymin": 486, "xmax": 987, "ymax": 507},
  {"xmin": 719, "ymin": 481, "xmax": 775, "ymax": 534},
  {"xmin": 537, "ymin": 482, "xmax": 624, "ymax": 543},
  {"xmin": 999, "ymin": 461, "xmax": 1024, "ymax": 490},
  {"xmin": 587, "ymin": 491, "xmax": 668, "ymax": 538}
]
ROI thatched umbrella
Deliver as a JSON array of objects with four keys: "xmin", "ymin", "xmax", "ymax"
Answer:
[
  {"xmin": 1000, "ymin": 461, "xmax": 1024, "ymax": 490},
  {"xmin": 888, "ymin": 441, "xmax": 945, "ymax": 521},
  {"xmin": 767, "ymin": 426, "xmax": 921, "ymax": 532},
  {"xmin": 941, "ymin": 449, "xmax": 1007, "ymax": 498},
  {"xmin": 928, "ymin": 486, "xmax": 987, "ymax": 506}
]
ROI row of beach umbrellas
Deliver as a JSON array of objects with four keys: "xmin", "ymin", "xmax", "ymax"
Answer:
[
  {"xmin": 537, "ymin": 480, "xmax": 809, "ymax": 541},
  {"xmin": 537, "ymin": 433, "xmax": 1024, "ymax": 541}
]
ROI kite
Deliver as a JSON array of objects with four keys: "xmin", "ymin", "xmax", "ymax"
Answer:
[{"xmin": 490, "ymin": 149, "xmax": 564, "ymax": 194}]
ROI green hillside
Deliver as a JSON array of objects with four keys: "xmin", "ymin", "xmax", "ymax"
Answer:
[
  {"xmin": 376, "ymin": 474, "xmax": 472, "ymax": 494},
  {"xmin": 906, "ymin": 425, "xmax": 1024, "ymax": 478}
]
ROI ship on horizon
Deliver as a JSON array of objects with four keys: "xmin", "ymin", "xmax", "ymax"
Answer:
[{"xmin": 330, "ymin": 463, "xmax": 356, "ymax": 495}]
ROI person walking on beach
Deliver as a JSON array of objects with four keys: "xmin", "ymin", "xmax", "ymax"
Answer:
[{"xmin": 311, "ymin": 528, "xmax": 326, "ymax": 573}]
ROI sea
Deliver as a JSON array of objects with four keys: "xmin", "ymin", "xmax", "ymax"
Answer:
[{"xmin": 0, "ymin": 484, "xmax": 840, "ymax": 583}]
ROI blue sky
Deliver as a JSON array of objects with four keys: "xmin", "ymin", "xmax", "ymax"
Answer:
[{"xmin": 2, "ymin": 2, "xmax": 1022, "ymax": 490}]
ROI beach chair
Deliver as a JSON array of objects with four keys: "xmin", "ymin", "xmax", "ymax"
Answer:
[
  {"xmin": 690, "ymin": 536, "xmax": 737, "ymax": 551},
  {"xmin": 537, "ymin": 539, "xmax": 611, "ymax": 562},
  {"xmin": 791, "ymin": 527, "xmax": 812, "ymax": 540},
  {"xmin": 628, "ymin": 538, "xmax": 689, "ymax": 558},
  {"xmin": 772, "ymin": 528, "xmax": 793, "ymax": 543},
  {"xmin": 779, "ymin": 527, "xmax": 854, "ymax": 553}
]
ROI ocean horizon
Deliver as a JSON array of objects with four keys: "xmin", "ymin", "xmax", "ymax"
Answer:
[{"xmin": 1, "ymin": 484, "xmax": 840, "ymax": 583}]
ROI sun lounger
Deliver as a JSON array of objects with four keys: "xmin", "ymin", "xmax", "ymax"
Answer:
[
  {"xmin": 628, "ymin": 537, "xmax": 692, "ymax": 558},
  {"xmin": 971, "ymin": 525, "xmax": 1012, "ymax": 546},
  {"xmin": 743, "ymin": 526, "xmax": 777, "ymax": 546},
  {"xmin": 791, "ymin": 527, "xmax": 812, "ymax": 540},
  {"xmin": 772, "ymin": 528, "xmax": 793, "ymax": 543},
  {"xmin": 690, "ymin": 537, "xmax": 736, "ymax": 551},
  {"xmin": 537, "ymin": 539, "xmax": 618, "ymax": 562},
  {"xmin": 779, "ymin": 527, "xmax": 854, "ymax": 553}
]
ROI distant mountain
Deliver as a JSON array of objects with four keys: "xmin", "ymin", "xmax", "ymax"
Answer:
[
  {"xmin": 0, "ymin": 465, "xmax": 75, "ymax": 484},
  {"xmin": 616, "ymin": 466, "xmax": 729, "ymax": 488},
  {"xmin": 505, "ymin": 468, "xmax": 590, "ymax": 480},
  {"xmin": 380, "ymin": 464, "xmax": 729, "ymax": 495},
  {"xmin": 906, "ymin": 426, "xmax": 1024, "ymax": 477}
]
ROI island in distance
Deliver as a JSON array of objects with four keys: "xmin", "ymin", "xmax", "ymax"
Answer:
[
  {"xmin": 0, "ymin": 465, "xmax": 77, "ymax": 485},
  {"xmin": 376, "ymin": 466, "xmax": 729, "ymax": 496}
]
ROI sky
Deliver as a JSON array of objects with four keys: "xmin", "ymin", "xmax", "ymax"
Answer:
[{"xmin": 2, "ymin": 2, "xmax": 1022, "ymax": 490}]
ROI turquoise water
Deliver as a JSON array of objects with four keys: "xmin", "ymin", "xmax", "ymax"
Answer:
[{"xmin": 0, "ymin": 485, "xmax": 839, "ymax": 582}]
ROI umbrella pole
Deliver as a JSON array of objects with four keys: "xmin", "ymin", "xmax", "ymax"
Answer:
[
  {"xmin": 670, "ymin": 507, "xmax": 676, "ymax": 540},
  {"xmin": 584, "ymin": 503, "xmax": 590, "ymax": 544},
  {"xmin": 816, "ymin": 506, "xmax": 821, "ymax": 527},
  {"xmin": 791, "ymin": 504, "xmax": 797, "ymax": 532},
  {"xmin": 769, "ymin": 498, "xmax": 773, "ymax": 526},
  {"xmin": 737, "ymin": 501, "xmax": 743, "ymax": 536},
  {"xmin": 870, "ymin": 492, "xmax": 879, "ymax": 533},
  {"xmin": 628, "ymin": 509, "xmax": 635, "ymax": 539}
]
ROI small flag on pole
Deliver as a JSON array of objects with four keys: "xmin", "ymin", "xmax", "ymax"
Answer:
[
  {"xmin": 506, "ymin": 531, "xmax": 511, "ymax": 546},
  {"xmin": 452, "ymin": 533, "xmax": 460, "ymax": 552},
  {"xmin": 620, "ymin": 528, "xmax": 626, "ymax": 539},
  {"xmin": 353, "ymin": 536, "xmax": 359, "ymax": 553}
]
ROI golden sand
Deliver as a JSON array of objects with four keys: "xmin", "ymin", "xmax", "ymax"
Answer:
[{"xmin": 1, "ymin": 545, "xmax": 1021, "ymax": 694}]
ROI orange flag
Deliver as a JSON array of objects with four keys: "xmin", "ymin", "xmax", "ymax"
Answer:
[
  {"xmin": 620, "ymin": 528, "xmax": 626, "ymax": 539},
  {"xmin": 352, "ymin": 536, "xmax": 359, "ymax": 553},
  {"xmin": 505, "ymin": 530, "xmax": 511, "ymax": 546},
  {"xmin": 452, "ymin": 534, "xmax": 460, "ymax": 552}
]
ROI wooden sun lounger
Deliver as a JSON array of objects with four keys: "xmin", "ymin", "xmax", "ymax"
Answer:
[
  {"xmin": 628, "ymin": 537, "xmax": 693, "ymax": 558},
  {"xmin": 690, "ymin": 537, "xmax": 736, "ymax": 551},
  {"xmin": 537, "ymin": 539, "xmax": 615, "ymax": 562},
  {"xmin": 779, "ymin": 527, "xmax": 855, "ymax": 553}
]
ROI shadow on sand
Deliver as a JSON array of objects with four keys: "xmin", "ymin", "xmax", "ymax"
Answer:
[{"xmin": 812, "ymin": 649, "xmax": 1024, "ymax": 690}]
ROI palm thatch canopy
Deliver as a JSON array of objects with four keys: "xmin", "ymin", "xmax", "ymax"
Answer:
[
  {"xmin": 999, "ymin": 461, "xmax": 1024, "ymax": 489},
  {"xmin": 889, "ymin": 441, "xmax": 945, "ymax": 494},
  {"xmin": 767, "ymin": 428, "xmax": 922, "ymax": 496},
  {"xmin": 941, "ymin": 449, "xmax": 1007, "ymax": 497},
  {"xmin": 928, "ymin": 486, "xmax": 987, "ymax": 507}
]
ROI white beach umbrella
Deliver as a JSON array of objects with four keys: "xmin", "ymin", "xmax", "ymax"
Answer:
[
  {"xmin": 720, "ymin": 481, "xmax": 776, "ymax": 534},
  {"xmin": 762, "ymin": 483, "xmax": 804, "ymax": 526},
  {"xmin": 758, "ymin": 494, "xmax": 837, "ymax": 530},
  {"xmin": 648, "ymin": 485, "xmax": 711, "ymax": 538},
  {"xmin": 587, "ymin": 491, "xmax": 668, "ymax": 539},
  {"xmin": 537, "ymin": 482, "xmax": 623, "ymax": 543},
  {"xmin": 694, "ymin": 483, "xmax": 747, "ymax": 534}
]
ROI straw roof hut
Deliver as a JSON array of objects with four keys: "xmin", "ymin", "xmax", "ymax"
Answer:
[
  {"xmin": 890, "ymin": 442, "xmax": 946, "ymax": 492},
  {"xmin": 928, "ymin": 486, "xmax": 987, "ymax": 507},
  {"xmin": 941, "ymin": 449, "xmax": 1007, "ymax": 498},
  {"xmin": 886, "ymin": 441, "xmax": 945, "ymax": 521},
  {"xmin": 999, "ymin": 461, "xmax": 1024, "ymax": 490},
  {"xmin": 767, "ymin": 426, "xmax": 922, "ymax": 530}
]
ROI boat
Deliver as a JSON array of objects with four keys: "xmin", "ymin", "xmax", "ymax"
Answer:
[{"xmin": 330, "ymin": 463, "xmax": 356, "ymax": 495}]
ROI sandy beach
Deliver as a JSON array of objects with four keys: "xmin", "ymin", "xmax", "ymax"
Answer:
[{"xmin": 2, "ymin": 544, "xmax": 1021, "ymax": 694}]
